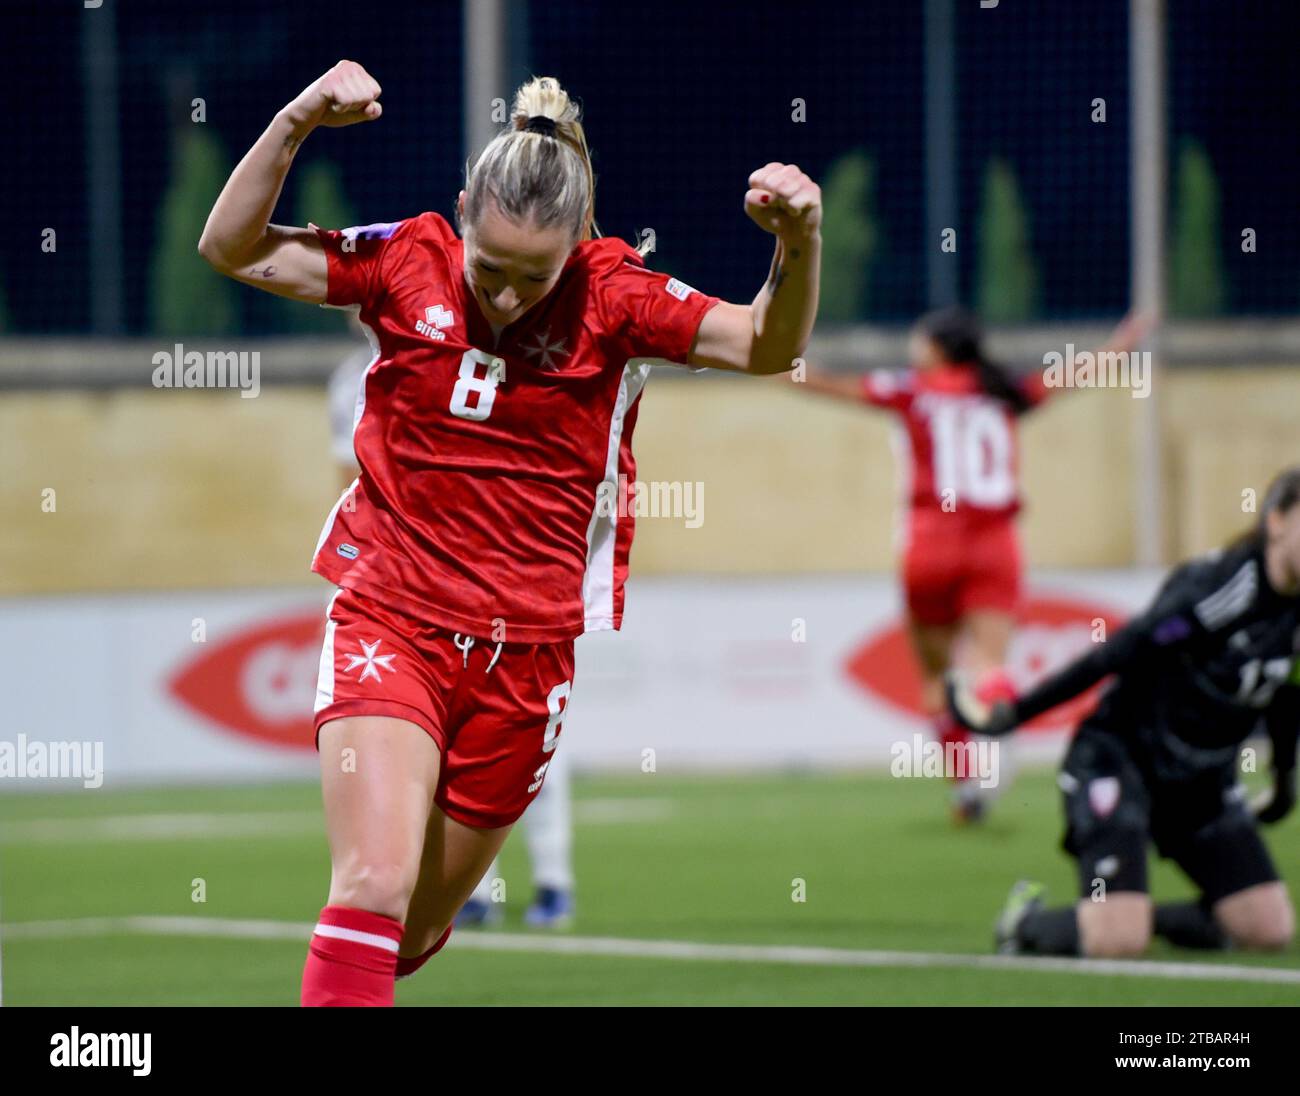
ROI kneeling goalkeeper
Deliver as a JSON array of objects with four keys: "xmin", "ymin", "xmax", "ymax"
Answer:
[{"xmin": 949, "ymin": 467, "xmax": 1300, "ymax": 958}]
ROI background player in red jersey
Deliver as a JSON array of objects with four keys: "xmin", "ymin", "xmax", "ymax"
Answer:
[
  {"xmin": 199, "ymin": 60, "xmax": 820, "ymax": 1005},
  {"xmin": 797, "ymin": 307, "xmax": 1147, "ymax": 821}
]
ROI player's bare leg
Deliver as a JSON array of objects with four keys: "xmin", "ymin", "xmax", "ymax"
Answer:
[
  {"xmin": 319, "ymin": 716, "xmax": 439, "ymax": 915},
  {"xmin": 1076, "ymin": 893, "xmax": 1153, "ymax": 958},
  {"xmin": 304, "ymin": 715, "xmax": 440, "ymax": 1005},
  {"xmin": 959, "ymin": 608, "xmax": 1017, "ymax": 806},
  {"xmin": 995, "ymin": 883, "xmax": 1150, "ymax": 957},
  {"xmin": 458, "ymin": 750, "xmax": 575, "ymax": 930},
  {"xmin": 401, "ymin": 808, "xmax": 514, "ymax": 968},
  {"xmin": 908, "ymin": 618, "xmax": 957, "ymax": 716},
  {"xmin": 909, "ymin": 618, "xmax": 983, "ymax": 821},
  {"xmin": 1212, "ymin": 881, "xmax": 1295, "ymax": 950},
  {"xmin": 458, "ymin": 853, "xmax": 505, "ymax": 927},
  {"xmin": 961, "ymin": 609, "xmax": 1014, "ymax": 676}
]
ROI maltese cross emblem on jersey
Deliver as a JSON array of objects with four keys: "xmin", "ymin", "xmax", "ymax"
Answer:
[
  {"xmin": 521, "ymin": 326, "xmax": 569, "ymax": 370},
  {"xmin": 345, "ymin": 639, "xmax": 396, "ymax": 683}
]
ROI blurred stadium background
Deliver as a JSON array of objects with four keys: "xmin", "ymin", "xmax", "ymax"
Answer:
[{"xmin": 2, "ymin": 0, "xmax": 1299, "ymax": 1005}]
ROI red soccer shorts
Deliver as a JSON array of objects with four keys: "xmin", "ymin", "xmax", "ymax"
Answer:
[
  {"xmin": 901, "ymin": 509, "xmax": 1022, "ymax": 627},
  {"xmin": 313, "ymin": 587, "xmax": 575, "ymax": 829}
]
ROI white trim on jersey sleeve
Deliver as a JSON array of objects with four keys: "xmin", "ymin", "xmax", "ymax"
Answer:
[{"xmin": 582, "ymin": 360, "xmax": 653, "ymax": 632}]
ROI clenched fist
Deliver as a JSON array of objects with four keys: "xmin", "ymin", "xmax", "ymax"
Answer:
[
  {"xmin": 745, "ymin": 163, "xmax": 821, "ymax": 241},
  {"xmin": 285, "ymin": 60, "xmax": 383, "ymax": 131}
]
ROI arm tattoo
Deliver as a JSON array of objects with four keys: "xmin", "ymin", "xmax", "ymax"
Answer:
[
  {"xmin": 767, "ymin": 245, "xmax": 800, "ymax": 296},
  {"xmin": 282, "ymin": 133, "xmax": 302, "ymax": 153},
  {"xmin": 250, "ymin": 265, "xmax": 277, "ymax": 278}
]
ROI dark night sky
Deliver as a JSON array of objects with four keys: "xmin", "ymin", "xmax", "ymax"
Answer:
[{"xmin": 5, "ymin": 0, "xmax": 1299, "ymax": 334}]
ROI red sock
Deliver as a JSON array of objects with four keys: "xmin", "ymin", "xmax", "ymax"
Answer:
[
  {"xmin": 301, "ymin": 905, "xmax": 404, "ymax": 1007},
  {"xmin": 395, "ymin": 923, "xmax": 454, "ymax": 980},
  {"xmin": 933, "ymin": 711, "xmax": 970, "ymax": 783}
]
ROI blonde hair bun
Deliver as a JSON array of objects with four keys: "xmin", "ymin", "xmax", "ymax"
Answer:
[{"xmin": 463, "ymin": 76, "xmax": 597, "ymax": 242}]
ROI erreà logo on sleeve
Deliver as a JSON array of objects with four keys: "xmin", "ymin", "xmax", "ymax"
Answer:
[
  {"xmin": 50, "ymin": 1028, "xmax": 151, "ymax": 1077},
  {"xmin": 664, "ymin": 278, "xmax": 695, "ymax": 301}
]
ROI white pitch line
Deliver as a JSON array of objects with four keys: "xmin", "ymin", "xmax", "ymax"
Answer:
[
  {"xmin": 0, "ymin": 799, "xmax": 672, "ymax": 844},
  {"xmin": 5, "ymin": 916, "xmax": 1300, "ymax": 986},
  {"xmin": 573, "ymin": 798, "xmax": 673, "ymax": 823},
  {"xmin": 2, "ymin": 917, "xmax": 312, "ymax": 942},
  {"xmin": 0, "ymin": 812, "xmax": 322, "ymax": 844}
]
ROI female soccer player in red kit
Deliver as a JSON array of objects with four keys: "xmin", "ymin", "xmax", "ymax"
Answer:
[
  {"xmin": 799, "ymin": 307, "xmax": 1146, "ymax": 821},
  {"xmin": 199, "ymin": 61, "xmax": 821, "ymax": 1006}
]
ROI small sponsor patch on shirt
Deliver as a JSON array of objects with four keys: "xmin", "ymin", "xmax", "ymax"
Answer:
[
  {"xmin": 664, "ymin": 278, "xmax": 695, "ymax": 301},
  {"xmin": 337, "ymin": 543, "xmax": 360, "ymax": 560}
]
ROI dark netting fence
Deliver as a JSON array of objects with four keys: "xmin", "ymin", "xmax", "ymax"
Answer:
[{"xmin": 5, "ymin": 0, "xmax": 1298, "ymax": 338}]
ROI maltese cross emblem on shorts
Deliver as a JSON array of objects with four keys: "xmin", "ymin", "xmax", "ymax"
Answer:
[{"xmin": 345, "ymin": 639, "xmax": 396, "ymax": 683}]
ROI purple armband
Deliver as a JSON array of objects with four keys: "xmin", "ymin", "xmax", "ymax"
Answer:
[{"xmin": 1152, "ymin": 615, "xmax": 1193, "ymax": 645}]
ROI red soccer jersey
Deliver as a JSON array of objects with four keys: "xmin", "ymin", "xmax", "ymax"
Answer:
[
  {"xmin": 312, "ymin": 212, "xmax": 719, "ymax": 643},
  {"xmin": 861, "ymin": 362, "xmax": 1049, "ymax": 519}
]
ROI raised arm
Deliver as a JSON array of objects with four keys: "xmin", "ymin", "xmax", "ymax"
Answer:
[
  {"xmin": 689, "ymin": 163, "xmax": 821, "ymax": 375},
  {"xmin": 197, "ymin": 60, "xmax": 384, "ymax": 303},
  {"xmin": 1097, "ymin": 310, "xmax": 1155, "ymax": 359},
  {"xmin": 948, "ymin": 570, "xmax": 1206, "ymax": 736},
  {"xmin": 1025, "ymin": 309, "xmax": 1155, "ymax": 404},
  {"xmin": 947, "ymin": 622, "xmax": 1136, "ymax": 738},
  {"xmin": 794, "ymin": 366, "xmax": 869, "ymax": 402}
]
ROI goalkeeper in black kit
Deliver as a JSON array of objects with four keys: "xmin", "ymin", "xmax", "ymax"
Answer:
[{"xmin": 949, "ymin": 467, "xmax": 1300, "ymax": 959}]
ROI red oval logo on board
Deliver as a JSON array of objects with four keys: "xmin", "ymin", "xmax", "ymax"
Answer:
[
  {"xmin": 168, "ymin": 612, "xmax": 325, "ymax": 750},
  {"xmin": 844, "ymin": 594, "xmax": 1128, "ymax": 732}
]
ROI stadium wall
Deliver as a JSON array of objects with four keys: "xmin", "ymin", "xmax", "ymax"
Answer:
[{"xmin": 3, "ymin": 367, "xmax": 1297, "ymax": 595}]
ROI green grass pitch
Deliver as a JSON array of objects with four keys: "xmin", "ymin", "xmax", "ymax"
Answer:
[{"xmin": 2, "ymin": 768, "xmax": 1298, "ymax": 1005}]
